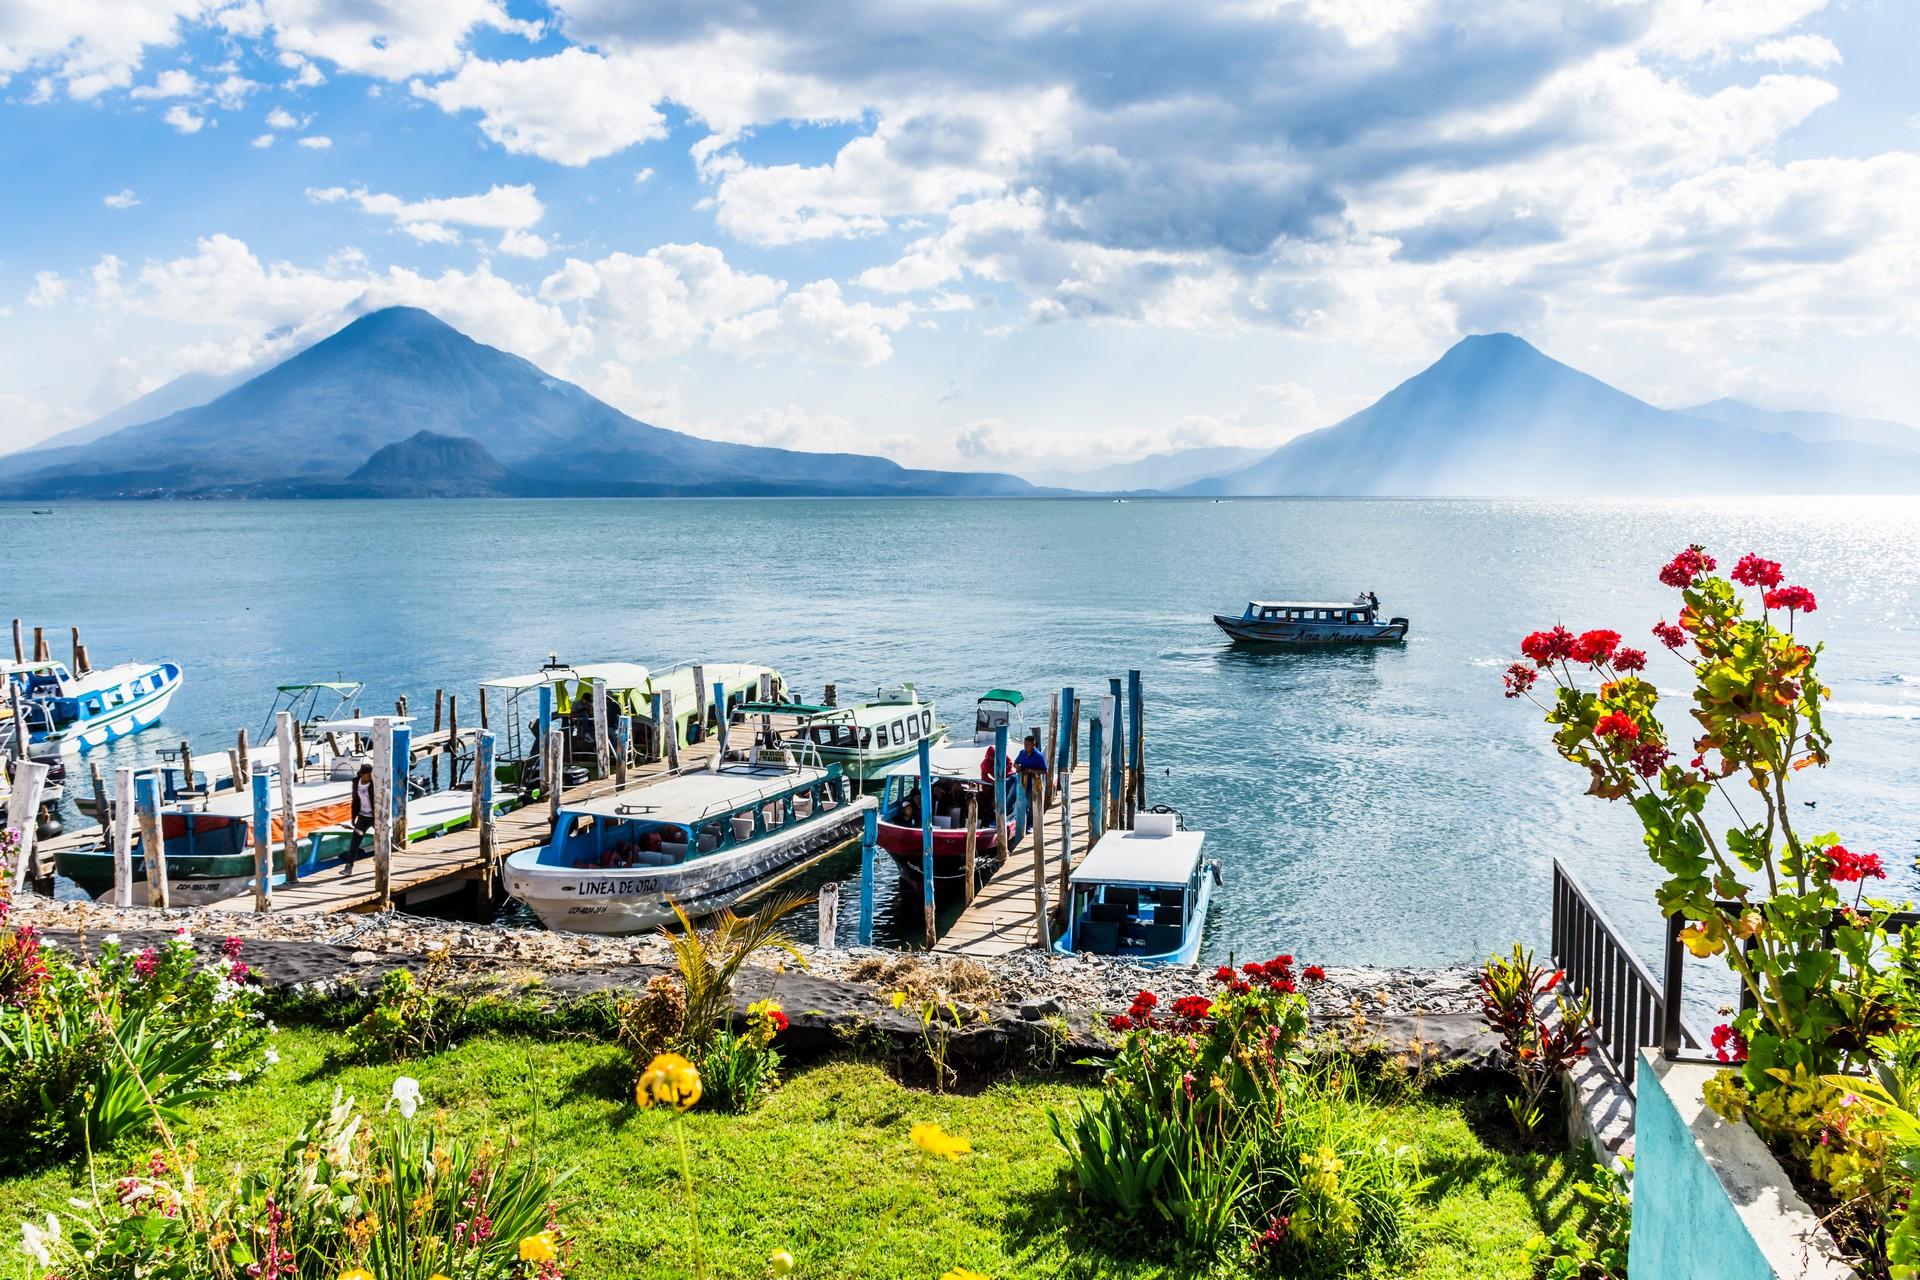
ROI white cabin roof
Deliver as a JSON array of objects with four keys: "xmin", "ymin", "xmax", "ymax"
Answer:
[
  {"xmin": 1070, "ymin": 826, "xmax": 1207, "ymax": 888},
  {"xmin": 310, "ymin": 716, "xmax": 415, "ymax": 733},
  {"xmin": 879, "ymin": 741, "xmax": 1000, "ymax": 782},
  {"xmin": 1249, "ymin": 600, "xmax": 1372, "ymax": 612},
  {"xmin": 567, "ymin": 761, "xmax": 828, "ymax": 824},
  {"xmin": 482, "ymin": 661, "xmax": 653, "ymax": 692}
]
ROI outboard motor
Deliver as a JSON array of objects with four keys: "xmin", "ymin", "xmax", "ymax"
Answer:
[{"xmin": 36, "ymin": 803, "xmax": 62, "ymax": 840}]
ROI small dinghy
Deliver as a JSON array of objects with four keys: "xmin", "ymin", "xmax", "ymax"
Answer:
[
  {"xmin": 1053, "ymin": 811, "xmax": 1220, "ymax": 965},
  {"xmin": 1213, "ymin": 592, "xmax": 1409, "ymax": 646}
]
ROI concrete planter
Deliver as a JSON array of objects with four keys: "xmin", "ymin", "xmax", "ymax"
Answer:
[{"xmin": 1629, "ymin": 1049, "xmax": 1854, "ymax": 1280}]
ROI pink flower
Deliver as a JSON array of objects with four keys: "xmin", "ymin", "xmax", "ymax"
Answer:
[
  {"xmin": 1732, "ymin": 554, "xmax": 1784, "ymax": 590},
  {"xmin": 221, "ymin": 935, "xmax": 245, "ymax": 960},
  {"xmin": 1612, "ymin": 647, "xmax": 1648, "ymax": 672},
  {"xmin": 1651, "ymin": 619, "xmax": 1688, "ymax": 649},
  {"xmin": 1520, "ymin": 627, "xmax": 1577, "ymax": 667}
]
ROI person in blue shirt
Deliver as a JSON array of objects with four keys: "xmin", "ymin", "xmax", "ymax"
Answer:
[{"xmin": 1013, "ymin": 733, "xmax": 1048, "ymax": 773}]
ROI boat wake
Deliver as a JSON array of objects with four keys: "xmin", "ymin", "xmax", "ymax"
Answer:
[{"xmin": 1828, "ymin": 700, "xmax": 1920, "ymax": 721}]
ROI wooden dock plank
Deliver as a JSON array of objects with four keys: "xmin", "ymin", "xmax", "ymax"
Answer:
[{"xmin": 934, "ymin": 755, "xmax": 1102, "ymax": 958}]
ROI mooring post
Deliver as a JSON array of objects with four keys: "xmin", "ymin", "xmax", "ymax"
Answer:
[
  {"xmin": 275, "ymin": 710, "xmax": 300, "ymax": 885},
  {"xmin": 446, "ymin": 694, "xmax": 459, "ymax": 787},
  {"xmin": 69, "ymin": 626, "xmax": 82, "ymax": 672},
  {"xmin": 592, "ymin": 677, "xmax": 611, "ymax": 780},
  {"xmin": 963, "ymin": 791, "xmax": 980, "ymax": 906},
  {"xmin": 1044, "ymin": 693, "xmax": 1059, "ymax": 805},
  {"xmin": 919, "ymin": 737, "xmax": 935, "ymax": 949},
  {"xmin": 7, "ymin": 759, "xmax": 49, "ymax": 893},
  {"xmin": 7, "ymin": 683, "xmax": 27, "ymax": 762},
  {"xmin": 662, "ymin": 689, "xmax": 679, "ymax": 769},
  {"xmin": 1089, "ymin": 712, "xmax": 1105, "ymax": 842},
  {"xmin": 112, "ymin": 766, "xmax": 135, "ymax": 908},
  {"xmin": 615, "ymin": 714, "xmax": 631, "ymax": 788},
  {"xmin": 710, "ymin": 680, "xmax": 727, "ymax": 765},
  {"xmin": 179, "ymin": 739, "xmax": 197, "ymax": 796},
  {"xmin": 993, "ymin": 722, "xmax": 1009, "ymax": 859},
  {"xmin": 136, "ymin": 772, "xmax": 167, "ymax": 909},
  {"xmin": 1027, "ymin": 771, "xmax": 1051, "ymax": 948},
  {"xmin": 431, "ymin": 689, "xmax": 444, "ymax": 789},
  {"xmin": 1121, "ymin": 667, "xmax": 1136, "ymax": 817},
  {"xmin": 478, "ymin": 684, "xmax": 490, "ymax": 731},
  {"xmin": 545, "ymin": 718, "xmax": 562, "ymax": 831},
  {"xmin": 393, "ymin": 722, "xmax": 412, "ymax": 856},
  {"xmin": 88, "ymin": 760, "xmax": 110, "ymax": 833},
  {"xmin": 1057, "ymin": 686, "xmax": 1076, "ymax": 905},
  {"xmin": 536, "ymin": 682, "xmax": 555, "ymax": 798},
  {"xmin": 9, "ymin": 618, "xmax": 21, "ymax": 664},
  {"xmin": 235, "ymin": 726, "xmax": 251, "ymax": 787},
  {"xmin": 818, "ymin": 881, "xmax": 840, "ymax": 950},
  {"xmin": 372, "ymin": 717, "xmax": 394, "ymax": 909},
  {"xmin": 250, "ymin": 763, "xmax": 273, "ymax": 914},
  {"xmin": 32, "ymin": 625, "xmax": 47, "ymax": 662},
  {"xmin": 650, "ymin": 691, "xmax": 666, "ymax": 765},
  {"xmin": 473, "ymin": 729, "xmax": 497, "ymax": 889},
  {"xmin": 692, "ymin": 665, "xmax": 708, "ymax": 741},
  {"xmin": 858, "ymin": 805, "xmax": 877, "ymax": 946}
]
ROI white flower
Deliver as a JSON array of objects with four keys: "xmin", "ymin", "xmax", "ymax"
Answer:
[
  {"xmin": 20, "ymin": 1215, "xmax": 58, "ymax": 1267},
  {"xmin": 225, "ymin": 1070, "xmax": 242, "ymax": 1083},
  {"xmin": 388, "ymin": 1076, "xmax": 422, "ymax": 1120},
  {"xmin": 103, "ymin": 933, "xmax": 120, "ymax": 945},
  {"xmin": 264, "ymin": 1048, "xmax": 280, "ymax": 1067}
]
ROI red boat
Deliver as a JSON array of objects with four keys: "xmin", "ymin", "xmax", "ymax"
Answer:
[{"xmin": 876, "ymin": 692, "xmax": 1026, "ymax": 895}]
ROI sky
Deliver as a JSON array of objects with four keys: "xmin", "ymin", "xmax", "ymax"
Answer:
[{"xmin": 2, "ymin": 0, "xmax": 1917, "ymax": 472}]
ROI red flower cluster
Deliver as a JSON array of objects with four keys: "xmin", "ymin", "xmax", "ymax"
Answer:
[
  {"xmin": 1731, "ymin": 554, "xmax": 1784, "ymax": 589},
  {"xmin": 1594, "ymin": 712, "xmax": 1640, "ymax": 741},
  {"xmin": 1711, "ymin": 1023, "xmax": 1748, "ymax": 1064},
  {"xmin": 767, "ymin": 1009, "xmax": 791, "ymax": 1033},
  {"xmin": 1302, "ymin": 964, "xmax": 1327, "ymax": 982},
  {"xmin": 1520, "ymin": 626, "xmax": 1576, "ymax": 667},
  {"xmin": 1110, "ymin": 989, "xmax": 1161, "ymax": 1032},
  {"xmin": 1502, "ymin": 662, "xmax": 1539, "ymax": 699},
  {"xmin": 0, "ymin": 923, "xmax": 49, "ymax": 1009},
  {"xmin": 1651, "ymin": 619, "xmax": 1687, "ymax": 649},
  {"xmin": 1825, "ymin": 845, "xmax": 1887, "ymax": 884},
  {"xmin": 1612, "ymin": 647, "xmax": 1649, "ymax": 673},
  {"xmin": 221, "ymin": 935, "xmax": 245, "ymax": 960},
  {"xmin": 132, "ymin": 946, "xmax": 160, "ymax": 981},
  {"xmin": 1763, "ymin": 585, "xmax": 1817, "ymax": 614},
  {"xmin": 1658, "ymin": 545, "xmax": 1717, "ymax": 588},
  {"xmin": 1570, "ymin": 629, "xmax": 1621, "ymax": 664},
  {"xmin": 1170, "ymin": 995, "xmax": 1213, "ymax": 1024},
  {"xmin": 1628, "ymin": 741, "xmax": 1670, "ymax": 778},
  {"xmin": 1251, "ymin": 1214, "xmax": 1291, "ymax": 1256}
]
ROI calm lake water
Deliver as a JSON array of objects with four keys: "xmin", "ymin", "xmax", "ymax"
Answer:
[{"xmin": 6, "ymin": 496, "xmax": 1917, "ymax": 977}]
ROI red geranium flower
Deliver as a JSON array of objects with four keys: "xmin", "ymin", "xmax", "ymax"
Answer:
[
  {"xmin": 1825, "ymin": 845, "xmax": 1887, "ymax": 884},
  {"xmin": 1302, "ymin": 964, "xmax": 1327, "ymax": 982},
  {"xmin": 1594, "ymin": 712, "xmax": 1640, "ymax": 741},
  {"xmin": 1502, "ymin": 662, "xmax": 1539, "ymax": 699},
  {"xmin": 1212, "ymin": 965, "xmax": 1237, "ymax": 985},
  {"xmin": 1629, "ymin": 741, "xmax": 1670, "ymax": 778},
  {"xmin": 1171, "ymin": 995, "xmax": 1213, "ymax": 1022},
  {"xmin": 221, "ymin": 935, "xmax": 245, "ymax": 960},
  {"xmin": 1520, "ymin": 626, "xmax": 1577, "ymax": 667},
  {"xmin": 1763, "ymin": 585, "xmax": 1817, "ymax": 614},
  {"xmin": 1274, "ymin": 954, "xmax": 1293, "ymax": 967},
  {"xmin": 1658, "ymin": 545, "xmax": 1717, "ymax": 588},
  {"xmin": 1108, "ymin": 1014, "xmax": 1132, "ymax": 1032},
  {"xmin": 768, "ymin": 1009, "xmax": 790, "ymax": 1033},
  {"xmin": 1711, "ymin": 1023, "xmax": 1748, "ymax": 1064},
  {"xmin": 1732, "ymin": 554, "xmax": 1784, "ymax": 590},
  {"xmin": 1651, "ymin": 619, "xmax": 1687, "ymax": 649},
  {"xmin": 1571, "ymin": 629, "xmax": 1621, "ymax": 664},
  {"xmin": 1612, "ymin": 647, "xmax": 1648, "ymax": 672},
  {"xmin": 1229, "ymin": 979, "xmax": 1252, "ymax": 995}
]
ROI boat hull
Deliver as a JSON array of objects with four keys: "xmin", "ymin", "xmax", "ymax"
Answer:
[
  {"xmin": 1213, "ymin": 615, "xmax": 1409, "ymax": 646},
  {"xmin": 505, "ymin": 796, "xmax": 875, "ymax": 935},
  {"xmin": 878, "ymin": 817, "xmax": 1015, "ymax": 893},
  {"xmin": 29, "ymin": 677, "xmax": 180, "ymax": 759},
  {"xmin": 1053, "ymin": 863, "xmax": 1216, "ymax": 966}
]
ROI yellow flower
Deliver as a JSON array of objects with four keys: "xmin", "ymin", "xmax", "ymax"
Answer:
[
  {"xmin": 431, "ymin": 1275, "xmax": 454, "ymax": 1280},
  {"xmin": 890, "ymin": 991, "xmax": 908, "ymax": 1010},
  {"xmin": 339, "ymin": 1270, "xmax": 374, "ymax": 1280},
  {"xmin": 636, "ymin": 1053, "xmax": 703, "ymax": 1112},
  {"xmin": 518, "ymin": 1232, "xmax": 558, "ymax": 1264},
  {"xmin": 941, "ymin": 1270, "xmax": 991, "ymax": 1280},
  {"xmin": 910, "ymin": 1121, "xmax": 971, "ymax": 1161},
  {"xmin": 769, "ymin": 1248, "xmax": 796, "ymax": 1275}
]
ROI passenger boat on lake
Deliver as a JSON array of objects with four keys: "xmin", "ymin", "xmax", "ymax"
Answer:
[
  {"xmin": 875, "ymin": 691, "xmax": 1024, "ymax": 894},
  {"xmin": 1053, "ymin": 811, "xmax": 1219, "ymax": 965},
  {"xmin": 503, "ymin": 744, "xmax": 872, "ymax": 935},
  {"xmin": 5, "ymin": 657, "xmax": 182, "ymax": 757},
  {"xmin": 779, "ymin": 685, "xmax": 945, "ymax": 785},
  {"xmin": 1213, "ymin": 592, "xmax": 1409, "ymax": 645}
]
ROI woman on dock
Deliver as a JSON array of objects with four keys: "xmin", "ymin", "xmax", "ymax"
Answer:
[{"xmin": 343, "ymin": 762, "xmax": 375, "ymax": 874}]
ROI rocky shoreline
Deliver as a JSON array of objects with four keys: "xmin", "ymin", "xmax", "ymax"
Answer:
[{"xmin": 12, "ymin": 895, "xmax": 1496, "ymax": 1072}]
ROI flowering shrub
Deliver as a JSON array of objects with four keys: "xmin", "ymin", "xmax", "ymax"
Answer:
[
  {"xmin": 347, "ymin": 943, "xmax": 473, "ymax": 1063},
  {"xmin": 1476, "ymin": 943, "xmax": 1592, "ymax": 1135},
  {"xmin": 696, "ymin": 998, "xmax": 787, "ymax": 1112},
  {"xmin": 1050, "ymin": 955, "xmax": 1417, "ymax": 1269},
  {"xmin": 0, "ymin": 931, "xmax": 274, "ymax": 1172},
  {"xmin": 14, "ymin": 1076, "xmax": 571, "ymax": 1280}
]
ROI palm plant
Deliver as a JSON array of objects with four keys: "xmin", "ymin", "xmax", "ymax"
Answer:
[{"xmin": 662, "ymin": 894, "xmax": 806, "ymax": 1052}]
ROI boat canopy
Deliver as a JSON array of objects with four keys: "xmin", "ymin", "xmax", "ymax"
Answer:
[
  {"xmin": 981, "ymin": 689, "xmax": 1024, "ymax": 706},
  {"xmin": 879, "ymin": 742, "xmax": 1002, "ymax": 782},
  {"xmin": 275, "ymin": 681, "xmax": 361, "ymax": 694},
  {"xmin": 481, "ymin": 661, "xmax": 653, "ymax": 693},
  {"xmin": 310, "ymin": 716, "xmax": 415, "ymax": 734},
  {"xmin": 1070, "ymin": 824, "xmax": 1207, "ymax": 889},
  {"xmin": 1247, "ymin": 599, "xmax": 1372, "ymax": 612},
  {"xmin": 565, "ymin": 762, "xmax": 829, "ymax": 824}
]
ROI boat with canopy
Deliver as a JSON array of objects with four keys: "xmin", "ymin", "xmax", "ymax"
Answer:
[{"xmin": 1052, "ymin": 811, "xmax": 1220, "ymax": 965}]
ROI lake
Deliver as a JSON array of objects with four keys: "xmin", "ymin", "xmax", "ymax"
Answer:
[{"xmin": 6, "ymin": 496, "xmax": 1917, "ymax": 977}]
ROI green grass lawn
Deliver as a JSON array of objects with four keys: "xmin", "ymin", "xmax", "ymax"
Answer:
[{"xmin": 0, "ymin": 1028, "xmax": 1595, "ymax": 1279}]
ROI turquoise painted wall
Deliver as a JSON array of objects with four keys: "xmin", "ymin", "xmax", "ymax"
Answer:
[{"xmin": 1627, "ymin": 1052, "xmax": 1775, "ymax": 1280}]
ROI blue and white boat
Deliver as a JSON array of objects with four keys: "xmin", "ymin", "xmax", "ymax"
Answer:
[
  {"xmin": 5, "ymin": 658, "xmax": 183, "ymax": 758},
  {"xmin": 504, "ymin": 745, "xmax": 874, "ymax": 935},
  {"xmin": 1213, "ymin": 592, "xmax": 1409, "ymax": 645},
  {"xmin": 1053, "ymin": 812, "xmax": 1219, "ymax": 965}
]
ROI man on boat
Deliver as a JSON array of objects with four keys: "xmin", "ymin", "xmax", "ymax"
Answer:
[{"xmin": 343, "ymin": 762, "xmax": 375, "ymax": 875}]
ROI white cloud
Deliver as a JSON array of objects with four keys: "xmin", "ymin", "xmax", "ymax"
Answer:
[
  {"xmin": 296, "ymin": 134, "xmax": 330, "ymax": 148},
  {"xmin": 162, "ymin": 104, "xmax": 204, "ymax": 133},
  {"xmin": 632, "ymin": 167, "xmax": 654, "ymax": 187},
  {"xmin": 0, "ymin": 0, "xmax": 210, "ymax": 101},
  {"xmin": 309, "ymin": 183, "xmax": 544, "ymax": 251},
  {"xmin": 129, "ymin": 68, "xmax": 198, "ymax": 98},
  {"xmin": 496, "ymin": 229, "xmax": 549, "ymax": 258},
  {"xmin": 265, "ymin": 105, "xmax": 298, "ymax": 129},
  {"xmin": 1744, "ymin": 34, "xmax": 1842, "ymax": 68},
  {"xmin": 211, "ymin": 73, "xmax": 259, "ymax": 107},
  {"xmin": 711, "ymin": 279, "xmax": 910, "ymax": 365},
  {"xmin": 102, "ymin": 188, "xmax": 140, "ymax": 208},
  {"xmin": 25, "ymin": 271, "xmax": 69, "ymax": 307},
  {"xmin": 412, "ymin": 47, "xmax": 669, "ymax": 166},
  {"xmin": 250, "ymin": 132, "xmax": 274, "ymax": 147},
  {"xmin": 255, "ymin": 0, "xmax": 539, "ymax": 81}
]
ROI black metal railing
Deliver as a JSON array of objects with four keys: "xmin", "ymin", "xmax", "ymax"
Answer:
[{"xmin": 1551, "ymin": 858, "xmax": 1698, "ymax": 1084}]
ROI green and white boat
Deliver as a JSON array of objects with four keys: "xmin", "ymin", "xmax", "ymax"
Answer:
[{"xmin": 776, "ymin": 685, "xmax": 947, "ymax": 786}]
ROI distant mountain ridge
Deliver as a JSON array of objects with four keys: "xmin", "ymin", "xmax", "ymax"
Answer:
[
  {"xmin": 27, "ymin": 368, "xmax": 254, "ymax": 454},
  {"xmin": 0, "ymin": 307, "xmax": 1037, "ymax": 500},
  {"xmin": 1678, "ymin": 398, "xmax": 1920, "ymax": 454},
  {"xmin": 1028, "ymin": 445, "xmax": 1268, "ymax": 492},
  {"xmin": 1181, "ymin": 334, "xmax": 1920, "ymax": 496}
]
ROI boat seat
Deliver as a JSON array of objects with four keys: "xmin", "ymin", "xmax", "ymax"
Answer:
[
  {"xmin": 1089, "ymin": 901, "xmax": 1130, "ymax": 924},
  {"xmin": 1078, "ymin": 920, "xmax": 1120, "ymax": 955},
  {"xmin": 1105, "ymin": 887, "xmax": 1140, "ymax": 913},
  {"xmin": 1142, "ymin": 924, "xmax": 1183, "ymax": 956}
]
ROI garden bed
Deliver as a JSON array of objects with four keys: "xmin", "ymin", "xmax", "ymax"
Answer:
[{"xmin": 1, "ymin": 1023, "xmax": 1603, "ymax": 1279}]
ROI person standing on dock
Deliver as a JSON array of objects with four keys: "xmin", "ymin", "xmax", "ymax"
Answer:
[
  {"xmin": 344, "ymin": 762, "xmax": 375, "ymax": 875},
  {"xmin": 1014, "ymin": 733, "xmax": 1047, "ymax": 774}
]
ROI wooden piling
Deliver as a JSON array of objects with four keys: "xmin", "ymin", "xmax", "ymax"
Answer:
[
  {"xmin": 251, "ymin": 764, "xmax": 273, "ymax": 914},
  {"xmin": 9, "ymin": 618, "xmax": 21, "ymax": 664},
  {"xmin": 591, "ymin": 678, "xmax": 611, "ymax": 780},
  {"xmin": 692, "ymin": 666, "xmax": 708, "ymax": 742},
  {"xmin": 75, "ymin": 643, "xmax": 90, "ymax": 674},
  {"xmin": 226, "ymin": 748, "xmax": 242, "ymax": 796},
  {"xmin": 69, "ymin": 626, "xmax": 83, "ymax": 673},
  {"xmin": 372, "ymin": 717, "xmax": 394, "ymax": 910},
  {"xmin": 473, "ymin": 730, "xmax": 497, "ymax": 895},
  {"xmin": 112, "ymin": 767, "xmax": 135, "ymax": 908},
  {"xmin": 1129, "ymin": 669, "xmax": 1145, "ymax": 816},
  {"xmin": 478, "ymin": 684, "xmax": 490, "ymax": 730},
  {"xmin": 1026, "ymin": 772, "xmax": 1051, "ymax": 948},
  {"xmin": 546, "ymin": 721, "xmax": 563, "ymax": 832},
  {"xmin": 1044, "ymin": 694, "xmax": 1059, "ymax": 805},
  {"xmin": 431, "ymin": 690, "xmax": 444, "ymax": 788},
  {"xmin": 7, "ymin": 760, "xmax": 49, "ymax": 893},
  {"xmin": 276, "ymin": 710, "xmax": 300, "ymax": 885},
  {"xmin": 858, "ymin": 807, "xmax": 877, "ymax": 946},
  {"xmin": 89, "ymin": 761, "xmax": 111, "ymax": 830},
  {"xmin": 963, "ymin": 792, "xmax": 979, "ymax": 906},
  {"xmin": 919, "ymin": 738, "xmax": 935, "ymax": 950},
  {"xmin": 446, "ymin": 695, "xmax": 459, "ymax": 786},
  {"xmin": 1057, "ymin": 688, "xmax": 1075, "ymax": 907},
  {"xmin": 392, "ymin": 723, "xmax": 412, "ymax": 867},
  {"xmin": 615, "ymin": 714, "xmax": 631, "ymax": 788},
  {"xmin": 1089, "ymin": 713, "xmax": 1105, "ymax": 843},
  {"xmin": 136, "ymin": 772, "xmax": 167, "ymax": 909},
  {"xmin": 180, "ymin": 740, "xmax": 197, "ymax": 794},
  {"xmin": 32, "ymin": 626, "xmax": 48, "ymax": 662},
  {"xmin": 8, "ymin": 684, "xmax": 28, "ymax": 762},
  {"xmin": 236, "ymin": 727, "xmax": 251, "ymax": 785},
  {"xmin": 662, "ymin": 689, "xmax": 680, "ymax": 769}
]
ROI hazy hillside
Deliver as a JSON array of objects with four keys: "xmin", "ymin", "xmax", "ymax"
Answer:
[
  {"xmin": 1679, "ymin": 398, "xmax": 1920, "ymax": 454},
  {"xmin": 24, "ymin": 368, "xmax": 250, "ymax": 454},
  {"xmin": 1182, "ymin": 334, "xmax": 1920, "ymax": 496},
  {"xmin": 0, "ymin": 307, "xmax": 1036, "ymax": 500},
  {"xmin": 1029, "ymin": 445, "xmax": 1268, "ymax": 492}
]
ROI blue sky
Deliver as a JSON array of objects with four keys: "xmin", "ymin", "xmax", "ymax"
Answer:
[{"xmin": 3, "ymin": 0, "xmax": 1917, "ymax": 470}]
